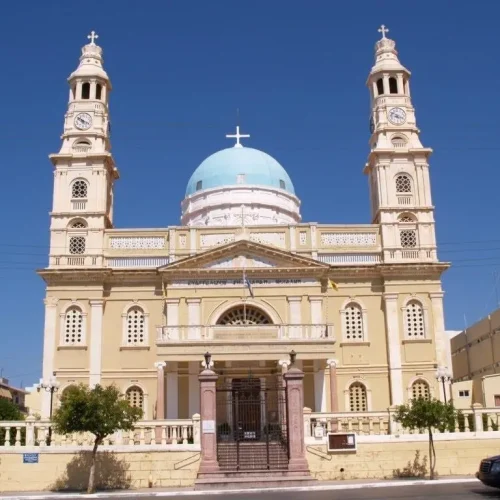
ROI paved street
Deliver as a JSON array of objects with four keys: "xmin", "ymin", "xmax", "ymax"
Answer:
[{"xmin": 4, "ymin": 480, "xmax": 500, "ymax": 500}]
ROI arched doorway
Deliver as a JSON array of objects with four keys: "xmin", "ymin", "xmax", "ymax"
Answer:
[{"xmin": 216, "ymin": 305, "xmax": 272, "ymax": 326}]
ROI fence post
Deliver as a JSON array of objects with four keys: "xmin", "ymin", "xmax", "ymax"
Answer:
[
  {"xmin": 192, "ymin": 413, "xmax": 201, "ymax": 444},
  {"xmin": 472, "ymin": 403, "xmax": 484, "ymax": 432},
  {"xmin": 25, "ymin": 415, "xmax": 36, "ymax": 446},
  {"xmin": 388, "ymin": 405, "xmax": 401, "ymax": 434},
  {"xmin": 198, "ymin": 367, "xmax": 219, "ymax": 474}
]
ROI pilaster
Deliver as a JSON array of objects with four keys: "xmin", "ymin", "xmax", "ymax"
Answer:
[
  {"xmin": 166, "ymin": 361, "xmax": 179, "ymax": 419},
  {"xmin": 89, "ymin": 299, "xmax": 104, "ymax": 387},
  {"xmin": 41, "ymin": 297, "xmax": 58, "ymax": 418}
]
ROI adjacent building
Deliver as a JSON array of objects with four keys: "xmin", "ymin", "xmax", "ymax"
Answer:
[
  {"xmin": 0, "ymin": 378, "xmax": 27, "ymax": 414},
  {"xmin": 37, "ymin": 28, "xmax": 451, "ymax": 421}
]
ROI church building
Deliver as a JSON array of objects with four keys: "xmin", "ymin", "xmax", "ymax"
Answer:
[{"xmin": 38, "ymin": 27, "xmax": 449, "ymax": 421}]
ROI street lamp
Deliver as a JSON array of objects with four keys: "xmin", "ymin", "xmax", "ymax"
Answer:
[
  {"xmin": 289, "ymin": 350, "xmax": 297, "ymax": 366},
  {"xmin": 36, "ymin": 373, "xmax": 60, "ymax": 445},
  {"xmin": 203, "ymin": 352, "xmax": 212, "ymax": 370},
  {"xmin": 435, "ymin": 366, "xmax": 452, "ymax": 404}
]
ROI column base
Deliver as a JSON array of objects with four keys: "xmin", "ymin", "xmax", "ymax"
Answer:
[
  {"xmin": 288, "ymin": 457, "xmax": 310, "ymax": 473},
  {"xmin": 198, "ymin": 459, "xmax": 221, "ymax": 475}
]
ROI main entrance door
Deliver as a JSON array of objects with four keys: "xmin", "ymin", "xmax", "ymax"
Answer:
[{"xmin": 216, "ymin": 375, "xmax": 289, "ymax": 471}]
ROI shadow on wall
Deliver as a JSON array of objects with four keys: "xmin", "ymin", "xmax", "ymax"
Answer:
[{"xmin": 50, "ymin": 451, "xmax": 131, "ymax": 491}]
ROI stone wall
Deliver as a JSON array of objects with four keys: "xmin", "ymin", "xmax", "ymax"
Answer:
[
  {"xmin": 0, "ymin": 449, "xmax": 200, "ymax": 492},
  {"xmin": 306, "ymin": 435, "xmax": 500, "ymax": 480}
]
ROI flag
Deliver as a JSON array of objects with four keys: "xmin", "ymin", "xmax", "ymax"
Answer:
[
  {"xmin": 243, "ymin": 271, "xmax": 254, "ymax": 298},
  {"xmin": 329, "ymin": 279, "xmax": 338, "ymax": 292}
]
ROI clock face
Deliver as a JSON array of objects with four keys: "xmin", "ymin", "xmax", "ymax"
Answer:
[
  {"xmin": 388, "ymin": 107, "xmax": 406, "ymax": 125},
  {"xmin": 74, "ymin": 113, "xmax": 92, "ymax": 130}
]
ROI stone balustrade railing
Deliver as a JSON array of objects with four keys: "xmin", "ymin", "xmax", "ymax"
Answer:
[
  {"xmin": 0, "ymin": 415, "xmax": 200, "ymax": 448},
  {"xmin": 156, "ymin": 324, "xmax": 334, "ymax": 343},
  {"xmin": 305, "ymin": 406, "xmax": 500, "ymax": 437}
]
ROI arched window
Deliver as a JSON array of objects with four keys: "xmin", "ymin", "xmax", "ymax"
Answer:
[
  {"xmin": 398, "ymin": 213, "xmax": 416, "ymax": 224},
  {"xmin": 126, "ymin": 307, "xmax": 146, "ymax": 345},
  {"xmin": 96, "ymin": 84, "xmax": 102, "ymax": 100},
  {"xmin": 217, "ymin": 305, "xmax": 271, "ymax": 325},
  {"xmin": 391, "ymin": 136, "xmax": 407, "ymax": 148},
  {"xmin": 395, "ymin": 174, "xmax": 412, "ymax": 193},
  {"xmin": 81, "ymin": 82, "xmax": 90, "ymax": 99},
  {"xmin": 349, "ymin": 382, "xmax": 367, "ymax": 412},
  {"xmin": 71, "ymin": 180, "xmax": 88, "ymax": 199},
  {"xmin": 342, "ymin": 303, "xmax": 365, "ymax": 341},
  {"xmin": 404, "ymin": 300, "xmax": 426, "ymax": 338},
  {"xmin": 412, "ymin": 380, "xmax": 430, "ymax": 400},
  {"xmin": 126, "ymin": 386, "xmax": 144, "ymax": 409},
  {"xmin": 68, "ymin": 219, "xmax": 87, "ymax": 229},
  {"xmin": 400, "ymin": 229, "xmax": 417, "ymax": 248},
  {"xmin": 389, "ymin": 77, "xmax": 398, "ymax": 94},
  {"xmin": 62, "ymin": 307, "xmax": 85, "ymax": 345},
  {"xmin": 376, "ymin": 78, "xmax": 384, "ymax": 95},
  {"xmin": 73, "ymin": 140, "xmax": 91, "ymax": 153},
  {"xmin": 69, "ymin": 236, "xmax": 86, "ymax": 254}
]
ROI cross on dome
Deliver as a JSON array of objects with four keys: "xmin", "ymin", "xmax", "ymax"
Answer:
[
  {"xmin": 87, "ymin": 31, "xmax": 99, "ymax": 45},
  {"xmin": 378, "ymin": 25, "xmax": 389, "ymax": 39},
  {"xmin": 226, "ymin": 125, "xmax": 250, "ymax": 148}
]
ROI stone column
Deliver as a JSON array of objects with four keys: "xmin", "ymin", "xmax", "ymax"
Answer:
[
  {"xmin": 284, "ymin": 366, "xmax": 310, "ymax": 474},
  {"xmin": 187, "ymin": 298, "xmax": 201, "ymax": 340},
  {"xmin": 429, "ymin": 292, "xmax": 447, "ymax": 371},
  {"xmin": 383, "ymin": 293, "xmax": 404, "ymax": 405},
  {"xmin": 189, "ymin": 362, "xmax": 201, "ymax": 416},
  {"xmin": 287, "ymin": 296, "xmax": 302, "ymax": 339},
  {"xmin": 166, "ymin": 362, "xmax": 179, "ymax": 419},
  {"xmin": 327, "ymin": 359, "xmax": 339, "ymax": 432},
  {"xmin": 313, "ymin": 360, "xmax": 326, "ymax": 412},
  {"xmin": 89, "ymin": 299, "xmax": 104, "ymax": 387},
  {"xmin": 41, "ymin": 298, "xmax": 58, "ymax": 418},
  {"xmin": 154, "ymin": 361, "xmax": 167, "ymax": 419},
  {"xmin": 198, "ymin": 367, "xmax": 220, "ymax": 475}
]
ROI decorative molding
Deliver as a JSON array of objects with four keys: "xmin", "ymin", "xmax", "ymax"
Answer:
[
  {"xmin": 326, "ymin": 358, "xmax": 339, "ymax": 368},
  {"xmin": 109, "ymin": 237, "xmax": 165, "ymax": 249},
  {"xmin": 249, "ymin": 232, "xmax": 286, "ymax": 248},
  {"xmin": 200, "ymin": 233, "xmax": 236, "ymax": 248},
  {"xmin": 154, "ymin": 361, "xmax": 167, "ymax": 370},
  {"xmin": 107, "ymin": 257, "xmax": 170, "ymax": 268},
  {"xmin": 320, "ymin": 232, "xmax": 377, "ymax": 246}
]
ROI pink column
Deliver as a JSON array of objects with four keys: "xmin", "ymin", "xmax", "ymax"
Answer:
[
  {"xmin": 198, "ymin": 367, "xmax": 220, "ymax": 474},
  {"xmin": 154, "ymin": 361, "xmax": 167, "ymax": 419},
  {"xmin": 284, "ymin": 366, "xmax": 310, "ymax": 473},
  {"xmin": 327, "ymin": 359, "xmax": 339, "ymax": 432}
]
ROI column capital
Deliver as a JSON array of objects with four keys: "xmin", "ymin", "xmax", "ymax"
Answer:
[
  {"xmin": 44, "ymin": 297, "xmax": 58, "ymax": 307},
  {"xmin": 383, "ymin": 293, "xmax": 398, "ymax": 302},
  {"xmin": 186, "ymin": 298, "xmax": 202, "ymax": 304},
  {"xmin": 287, "ymin": 296, "xmax": 302, "ymax": 303},
  {"xmin": 327, "ymin": 358, "xmax": 339, "ymax": 368},
  {"xmin": 429, "ymin": 291, "xmax": 444, "ymax": 300},
  {"xmin": 154, "ymin": 361, "xmax": 167, "ymax": 370},
  {"xmin": 89, "ymin": 299, "xmax": 105, "ymax": 307},
  {"xmin": 308, "ymin": 295, "xmax": 323, "ymax": 302},
  {"xmin": 165, "ymin": 298, "xmax": 180, "ymax": 305}
]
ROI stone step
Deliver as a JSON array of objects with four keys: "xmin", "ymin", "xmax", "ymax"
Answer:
[{"xmin": 195, "ymin": 473, "xmax": 316, "ymax": 490}]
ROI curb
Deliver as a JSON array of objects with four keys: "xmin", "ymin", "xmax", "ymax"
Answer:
[{"xmin": 1, "ymin": 477, "xmax": 480, "ymax": 499}]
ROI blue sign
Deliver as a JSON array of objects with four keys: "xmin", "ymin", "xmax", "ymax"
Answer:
[{"xmin": 23, "ymin": 453, "xmax": 39, "ymax": 464}]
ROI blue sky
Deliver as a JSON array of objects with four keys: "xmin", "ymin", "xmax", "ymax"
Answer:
[{"xmin": 1, "ymin": 1, "xmax": 499, "ymax": 387}]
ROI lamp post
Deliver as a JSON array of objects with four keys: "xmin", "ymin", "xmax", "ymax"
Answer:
[
  {"xmin": 36, "ymin": 373, "xmax": 60, "ymax": 445},
  {"xmin": 289, "ymin": 350, "xmax": 297, "ymax": 366},
  {"xmin": 435, "ymin": 366, "xmax": 452, "ymax": 404},
  {"xmin": 204, "ymin": 352, "xmax": 212, "ymax": 370}
]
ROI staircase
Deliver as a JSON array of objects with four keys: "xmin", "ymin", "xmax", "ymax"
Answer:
[{"xmin": 217, "ymin": 441, "xmax": 289, "ymax": 471}]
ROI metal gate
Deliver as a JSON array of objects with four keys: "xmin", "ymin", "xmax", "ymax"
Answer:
[{"xmin": 216, "ymin": 375, "xmax": 289, "ymax": 471}]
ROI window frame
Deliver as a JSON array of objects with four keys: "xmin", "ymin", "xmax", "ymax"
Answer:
[
  {"xmin": 340, "ymin": 300, "xmax": 368, "ymax": 343},
  {"xmin": 121, "ymin": 302, "xmax": 150, "ymax": 348},
  {"xmin": 401, "ymin": 298, "xmax": 429, "ymax": 340},
  {"xmin": 59, "ymin": 302, "xmax": 88, "ymax": 347}
]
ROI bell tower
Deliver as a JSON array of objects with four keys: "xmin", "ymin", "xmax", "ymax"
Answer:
[
  {"xmin": 48, "ymin": 32, "xmax": 119, "ymax": 267},
  {"xmin": 364, "ymin": 26, "xmax": 437, "ymax": 263}
]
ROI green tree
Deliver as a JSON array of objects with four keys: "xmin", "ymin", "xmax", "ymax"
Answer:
[
  {"xmin": 393, "ymin": 398, "xmax": 457, "ymax": 480},
  {"xmin": 52, "ymin": 384, "xmax": 142, "ymax": 494}
]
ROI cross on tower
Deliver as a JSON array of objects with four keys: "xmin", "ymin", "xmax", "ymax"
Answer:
[
  {"xmin": 87, "ymin": 31, "xmax": 99, "ymax": 45},
  {"xmin": 378, "ymin": 25, "xmax": 389, "ymax": 39},
  {"xmin": 226, "ymin": 125, "xmax": 250, "ymax": 148}
]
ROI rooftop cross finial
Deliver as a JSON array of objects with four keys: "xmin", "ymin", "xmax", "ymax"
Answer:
[
  {"xmin": 378, "ymin": 25, "xmax": 389, "ymax": 39},
  {"xmin": 87, "ymin": 31, "xmax": 99, "ymax": 45},
  {"xmin": 226, "ymin": 125, "xmax": 250, "ymax": 148}
]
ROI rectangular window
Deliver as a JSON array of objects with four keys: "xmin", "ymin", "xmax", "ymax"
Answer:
[
  {"xmin": 237, "ymin": 174, "xmax": 246, "ymax": 184},
  {"xmin": 495, "ymin": 395, "xmax": 500, "ymax": 407},
  {"xmin": 458, "ymin": 390, "xmax": 470, "ymax": 398},
  {"xmin": 196, "ymin": 180, "xmax": 203, "ymax": 191},
  {"xmin": 279, "ymin": 179, "xmax": 286, "ymax": 189}
]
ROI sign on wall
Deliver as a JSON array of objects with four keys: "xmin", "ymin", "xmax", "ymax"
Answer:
[
  {"xmin": 170, "ymin": 279, "xmax": 318, "ymax": 288},
  {"xmin": 327, "ymin": 433, "xmax": 357, "ymax": 453},
  {"xmin": 202, "ymin": 420, "xmax": 215, "ymax": 434},
  {"xmin": 23, "ymin": 453, "xmax": 39, "ymax": 464}
]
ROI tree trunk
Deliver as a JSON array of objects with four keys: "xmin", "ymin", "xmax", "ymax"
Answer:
[
  {"xmin": 87, "ymin": 437, "xmax": 100, "ymax": 494},
  {"xmin": 428, "ymin": 428, "xmax": 436, "ymax": 480}
]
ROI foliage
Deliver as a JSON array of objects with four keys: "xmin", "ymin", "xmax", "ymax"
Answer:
[
  {"xmin": 0, "ymin": 398, "xmax": 25, "ymax": 445},
  {"xmin": 393, "ymin": 450, "xmax": 428, "ymax": 479},
  {"xmin": 0, "ymin": 398, "xmax": 24, "ymax": 421},
  {"xmin": 52, "ymin": 384, "xmax": 142, "ymax": 494},
  {"xmin": 393, "ymin": 398, "xmax": 457, "ymax": 480}
]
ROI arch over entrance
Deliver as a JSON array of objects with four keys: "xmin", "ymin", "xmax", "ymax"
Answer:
[{"xmin": 216, "ymin": 305, "xmax": 272, "ymax": 325}]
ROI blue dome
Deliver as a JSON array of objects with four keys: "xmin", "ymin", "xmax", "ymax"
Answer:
[{"xmin": 185, "ymin": 147, "xmax": 295, "ymax": 197}]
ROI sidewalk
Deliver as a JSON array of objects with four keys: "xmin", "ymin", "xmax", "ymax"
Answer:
[{"xmin": 0, "ymin": 476, "xmax": 479, "ymax": 499}]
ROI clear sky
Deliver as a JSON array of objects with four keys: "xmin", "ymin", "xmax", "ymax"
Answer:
[{"xmin": 1, "ymin": 0, "xmax": 499, "ymax": 387}]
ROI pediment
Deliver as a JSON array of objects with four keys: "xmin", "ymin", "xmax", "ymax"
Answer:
[{"xmin": 158, "ymin": 240, "xmax": 330, "ymax": 275}]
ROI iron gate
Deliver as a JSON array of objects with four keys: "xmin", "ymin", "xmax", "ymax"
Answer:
[{"xmin": 216, "ymin": 375, "xmax": 289, "ymax": 470}]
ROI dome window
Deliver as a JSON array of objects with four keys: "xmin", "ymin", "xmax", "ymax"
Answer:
[
  {"xmin": 376, "ymin": 78, "xmax": 384, "ymax": 95},
  {"xmin": 279, "ymin": 179, "xmax": 286, "ymax": 189},
  {"xmin": 389, "ymin": 77, "xmax": 398, "ymax": 94},
  {"xmin": 82, "ymin": 82, "xmax": 90, "ymax": 100},
  {"xmin": 196, "ymin": 180, "xmax": 203, "ymax": 191},
  {"xmin": 96, "ymin": 84, "xmax": 102, "ymax": 100}
]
